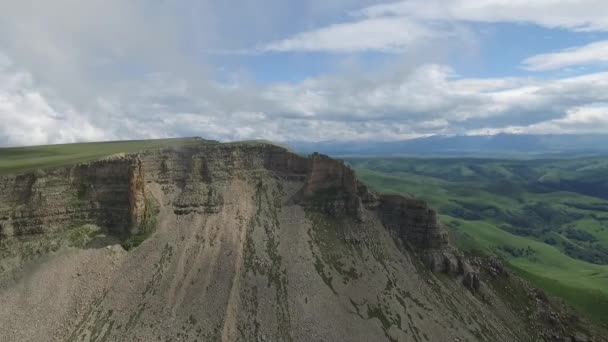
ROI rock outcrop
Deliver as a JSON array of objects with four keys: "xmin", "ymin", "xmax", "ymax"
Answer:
[
  {"xmin": 300, "ymin": 152, "xmax": 377, "ymax": 219},
  {"xmin": 0, "ymin": 157, "xmax": 141, "ymax": 239},
  {"xmin": 0, "ymin": 144, "xmax": 308, "ymax": 240},
  {"xmin": 378, "ymin": 194, "xmax": 481, "ymax": 291},
  {"xmin": 128, "ymin": 158, "xmax": 146, "ymax": 233},
  {"xmin": 378, "ymin": 195, "xmax": 446, "ymax": 249}
]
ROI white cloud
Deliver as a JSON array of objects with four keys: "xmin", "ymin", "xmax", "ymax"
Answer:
[
  {"xmin": 5, "ymin": 57, "xmax": 608, "ymax": 145},
  {"xmin": 1, "ymin": 0, "xmax": 608, "ymax": 146},
  {"xmin": 262, "ymin": 17, "xmax": 441, "ymax": 53},
  {"xmin": 258, "ymin": 66, "xmax": 608, "ymax": 138},
  {"xmin": 557, "ymin": 105, "xmax": 608, "ymax": 126},
  {"xmin": 358, "ymin": 0, "xmax": 608, "ymax": 32},
  {"xmin": 468, "ymin": 104, "xmax": 608, "ymax": 135},
  {"xmin": 261, "ymin": 65, "xmax": 470, "ymax": 120},
  {"xmin": 261, "ymin": 0, "xmax": 608, "ymax": 54},
  {"xmin": 522, "ymin": 40, "xmax": 608, "ymax": 71},
  {"xmin": 0, "ymin": 62, "xmax": 106, "ymax": 146}
]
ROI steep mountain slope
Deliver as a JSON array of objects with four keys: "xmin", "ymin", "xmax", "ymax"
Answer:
[{"xmin": 0, "ymin": 142, "xmax": 604, "ymax": 341}]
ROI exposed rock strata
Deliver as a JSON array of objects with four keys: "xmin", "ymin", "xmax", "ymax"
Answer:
[
  {"xmin": 0, "ymin": 158, "xmax": 137, "ymax": 238},
  {"xmin": 0, "ymin": 147, "xmax": 435, "ymax": 249},
  {"xmin": 128, "ymin": 158, "xmax": 146, "ymax": 233},
  {"xmin": 0, "ymin": 145, "xmax": 476, "ymax": 285},
  {"xmin": 378, "ymin": 195, "xmax": 480, "ymax": 291}
]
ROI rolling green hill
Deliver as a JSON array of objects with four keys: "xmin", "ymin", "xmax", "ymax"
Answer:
[{"xmin": 348, "ymin": 157, "xmax": 608, "ymax": 323}]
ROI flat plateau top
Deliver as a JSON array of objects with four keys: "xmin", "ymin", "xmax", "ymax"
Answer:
[{"xmin": 0, "ymin": 137, "xmax": 210, "ymax": 175}]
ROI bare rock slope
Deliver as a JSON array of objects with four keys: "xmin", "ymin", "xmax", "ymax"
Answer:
[{"xmin": 0, "ymin": 142, "xmax": 604, "ymax": 341}]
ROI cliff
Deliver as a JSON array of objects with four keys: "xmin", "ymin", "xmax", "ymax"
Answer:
[
  {"xmin": 0, "ymin": 157, "xmax": 139, "ymax": 238},
  {"xmin": 0, "ymin": 141, "xmax": 602, "ymax": 342},
  {"xmin": 0, "ymin": 144, "xmax": 303, "ymax": 239},
  {"xmin": 0, "ymin": 145, "xmax": 447, "ymax": 253},
  {"xmin": 0, "ymin": 144, "xmax": 482, "ymax": 296}
]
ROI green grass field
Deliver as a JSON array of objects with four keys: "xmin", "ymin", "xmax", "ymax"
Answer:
[
  {"xmin": 348, "ymin": 157, "xmax": 608, "ymax": 323},
  {"xmin": 0, "ymin": 137, "xmax": 211, "ymax": 175}
]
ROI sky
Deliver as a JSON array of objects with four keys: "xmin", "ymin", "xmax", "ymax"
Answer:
[{"xmin": 2, "ymin": 0, "xmax": 608, "ymax": 146}]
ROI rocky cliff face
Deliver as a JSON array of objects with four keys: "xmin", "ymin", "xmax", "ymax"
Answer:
[
  {"xmin": 0, "ymin": 142, "xmax": 603, "ymax": 342},
  {"xmin": 0, "ymin": 157, "xmax": 139, "ymax": 239},
  {"xmin": 0, "ymin": 144, "xmax": 306, "ymax": 240},
  {"xmin": 379, "ymin": 195, "xmax": 446, "ymax": 250},
  {"xmin": 378, "ymin": 195, "xmax": 480, "ymax": 290},
  {"xmin": 0, "ymin": 146, "xmax": 443, "ymax": 251}
]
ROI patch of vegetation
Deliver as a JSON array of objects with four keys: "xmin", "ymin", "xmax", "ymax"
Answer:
[
  {"xmin": 142, "ymin": 243, "xmax": 173, "ymax": 298},
  {"xmin": 251, "ymin": 179, "xmax": 292, "ymax": 342},
  {"xmin": 0, "ymin": 236, "xmax": 60, "ymax": 285},
  {"xmin": 313, "ymin": 256, "xmax": 336, "ymax": 294},
  {"xmin": 511, "ymin": 265, "xmax": 608, "ymax": 324},
  {"xmin": 565, "ymin": 201, "xmax": 608, "ymax": 212},
  {"xmin": 367, "ymin": 304, "xmax": 392, "ymax": 330},
  {"xmin": 565, "ymin": 228, "xmax": 597, "ymax": 242},
  {"xmin": 243, "ymin": 219, "xmax": 258, "ymax": 275},
  {"xmin": 67, "ymin": 290, "xmax": 114, "ymax": 342},
  {"xmin": 563, "ymin": 241, "xmax": 608, "ymax": 265},
  {"xmin": 306, "ymin": 211, "xmax": 362, "ymax": 290},
  {"xmin": 121, "ymin": 196, "xmax": 160, "ymax": 250},
  {"xmin": 0, "ymin": 223, "xmax": 115, "ymax": 283},
  {"xmin": 68, "ymin": 224, "xmax": 101, "ymax": 248},
  {"xmin": 497, "ymin": 245, "xmax": 535, "ymax": 258},
  {"xmin": 121, "ymin": 218, "xmax": 157, "ymax": 251}
]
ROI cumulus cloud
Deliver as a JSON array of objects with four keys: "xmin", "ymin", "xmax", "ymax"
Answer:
[
  {"xmin": 115, "ymin": 64, "xmax": 608, "ymax": 141},
  {"xmin": 522, "ymin": 40, "xmax": 608, "ymax": 71},
  {"xmin": 3, "ymin": 55, "xmax": 608, "ymax": 146},
  {"xmin": 0, "ymin": 0, "xmax": 607, "ymax": 147},
  {"xmin": 260, "ymin": 66, "xmax": 608, "ymax": 133}
]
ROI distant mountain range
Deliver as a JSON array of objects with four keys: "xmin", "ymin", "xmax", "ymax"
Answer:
[{"xmin": 288, "ymin": 134, "xmax": 608, "ymax": 157}]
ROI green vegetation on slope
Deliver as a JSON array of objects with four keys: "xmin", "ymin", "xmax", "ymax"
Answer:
[
  {"xmin": 348, "ymin": 157, "xmax": 608, "ymax": 323},
  {"xmin": 0, "ymin": 137, "xmax": 212, "ymax": 175},
  {"xmin": 447, "ymin": 217, "xmax": 608, "ymax": 322},
  {"xmin": 121, "ymin": 195, "xmax": 160, "ymax": 251}
]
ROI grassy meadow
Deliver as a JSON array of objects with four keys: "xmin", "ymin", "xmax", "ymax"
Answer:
[
  {"xmin": 348, "ymin": 157, "xmax": 608, "ymax": 323},
  {"xmin": 0, "ymin": 137, "xmax": 210, "ymax": 175}
]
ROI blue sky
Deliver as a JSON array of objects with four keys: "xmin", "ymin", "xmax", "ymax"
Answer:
[{"xmin": 1, "ymin": 0, "xmax": 608, "ymax": 146}]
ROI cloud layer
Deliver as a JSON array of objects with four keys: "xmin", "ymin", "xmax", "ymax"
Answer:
[
  {"xmin": 4, "ymin": 57, "xmax": 606, "ymax": 145},
  {"xmin": 0, "ymin": 0, "xmax": 608, "ymax": 146},
  {"xmin": 264, "ymin": 0, "xmax": 608, "ymax": 54},
  {"xmin": 359, "ymin": 0, "xmax": 608, "ymax": 31}
]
